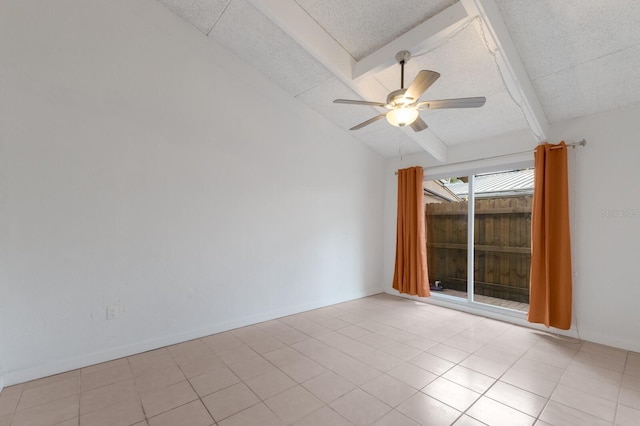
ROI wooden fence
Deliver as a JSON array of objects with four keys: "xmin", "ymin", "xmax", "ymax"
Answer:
[{"xmin": 425, "ymin": 195, "xmax": 532, "ymax": 303}]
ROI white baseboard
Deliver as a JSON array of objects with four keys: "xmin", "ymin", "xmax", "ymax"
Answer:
[
  {"xmin": 574, "ymin": 329, "xmax": 640, "ymax": 353},
  {"xmin": 3, "ymin": 288, "xmax": 380, "ymax": 387},
  {"xmin": 385, "ymin": 290, "xmax": 582, "ymax": 340},
  {"xmin": 385, "ymin": 290, "xmax": 640, "ymax": 353}
]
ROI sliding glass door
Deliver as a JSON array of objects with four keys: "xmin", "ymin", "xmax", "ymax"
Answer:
[{"xmin": 426, "ymin": 167, "xmax": 533, "ymax": 313}]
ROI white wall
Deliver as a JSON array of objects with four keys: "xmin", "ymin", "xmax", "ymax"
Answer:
[
  {"xmin": 383, "ymin": 106, "xmax": 640, "ymax": 352},
  {"xmin": 548, "ymin": 106, "xmax": 640, "ymax": 352},
  {"xmin": 0, "ymin": 0, "xmax": 385, "ymax": 386}
]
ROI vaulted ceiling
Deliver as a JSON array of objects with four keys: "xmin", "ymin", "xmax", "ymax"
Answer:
[{"xmin": 156, "ymin": 0, "xmax": 640, "ymax": 161}]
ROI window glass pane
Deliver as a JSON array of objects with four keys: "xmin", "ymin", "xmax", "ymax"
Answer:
[
  {"xmin": 425, "ymin": 176, "xmax": 468, "ymax": 299},
  {"xmin": 472, "ymin": 169, "xmax": 533, "ymax": 311}
]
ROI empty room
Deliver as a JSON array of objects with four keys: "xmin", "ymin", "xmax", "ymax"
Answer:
[{"xmin": 1, "ymin": 1, "xmax": 639, "ymax": 425}]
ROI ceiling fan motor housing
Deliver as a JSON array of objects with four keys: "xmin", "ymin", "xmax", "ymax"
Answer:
[{"xmin": 387, "ymin": 89, "xmax": 414, "ymax": 106}]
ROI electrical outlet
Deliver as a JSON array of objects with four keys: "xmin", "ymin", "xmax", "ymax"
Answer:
[{"xmin": 107, "ymin": 306, "xmax": 119, "ymax": 320}]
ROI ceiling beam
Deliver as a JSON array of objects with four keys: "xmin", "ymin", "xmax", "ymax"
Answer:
[
  {"xmin": 247, "ymin": 0, "xmax": 385, "ymax": 102},
  {"xmin": 247, "ymin": 0, "xmax": 449, "ymax": 162},
  {"xmin": 352, "ymin": 2, "xmax": 471, "ymax": 80},
  {"xmin": 247, "ymin": 0, "xmax": 353, "ymax": 84},
  {"xmin": 460, "ymin": 0, "xmax": 550, "ymax": 141}
]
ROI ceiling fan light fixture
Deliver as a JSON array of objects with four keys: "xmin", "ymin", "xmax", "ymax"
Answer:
[
  {"xmin": 386, "ymin": 107, "xmax": 419, "ymax": 127},
  {"xmin": 334, "ymin": 51, "xmax": 485, "ymax": 132}
]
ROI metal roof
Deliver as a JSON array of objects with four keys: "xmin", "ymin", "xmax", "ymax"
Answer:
[{"xmin": 445, "ymin": 169, "xmax": 534, "ymax": 198}]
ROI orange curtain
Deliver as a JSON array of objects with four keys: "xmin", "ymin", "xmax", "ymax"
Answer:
[
  {"xmin": 393, "ymin": 166, "xmax": 430, "ymax": 297},
  {"xmin": 528, "ymin": 142, "xmax": 573, "ymax": 329}
]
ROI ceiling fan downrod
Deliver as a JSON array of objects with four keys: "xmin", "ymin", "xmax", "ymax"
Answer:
[{"xmin": 395, "ymin": 50, "xmax": 412, "ymax": 89}]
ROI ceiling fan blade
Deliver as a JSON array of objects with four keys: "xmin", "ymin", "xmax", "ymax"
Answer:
[
  {"xmin": 410, "ymin": 116, "xmax": 428, "ymax": 132},
  {"xmin": 404, "ymin": 70, "xmax": 440, "ymax": 102},
  {"xmin": 334, "ymin": 99, "xmax": 387, "ymax": 107},
  {"xmin": 349, "ymin": 113, "xmax": 387, "ymax": 130},
  {"xmin": 418, "ymin": 97, "xmax": 487, "ymax": 110}
]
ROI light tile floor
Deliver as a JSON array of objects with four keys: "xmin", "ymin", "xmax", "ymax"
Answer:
[{"xmin": 1, "ymin": 293, "xmax": 639, "ymax": 426}]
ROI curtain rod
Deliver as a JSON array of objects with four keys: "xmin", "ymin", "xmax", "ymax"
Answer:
[{"xmin": 395, "ymin": 139, "xmax": 587, "ymax": 175}]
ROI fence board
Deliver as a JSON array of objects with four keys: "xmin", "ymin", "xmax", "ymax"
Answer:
[{"xmin": 427, "ymin": 242, "xmax": 530, "ymax": 254}]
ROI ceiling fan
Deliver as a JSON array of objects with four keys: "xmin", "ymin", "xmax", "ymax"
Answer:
[{"xmin": 334, "ymin": 51, "xmax": 486, "ymax": 132}]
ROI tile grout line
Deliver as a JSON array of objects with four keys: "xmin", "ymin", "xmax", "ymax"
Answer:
[{"xmin": 612, "ymin": 351, "xmax": 630, "ymax": 426}]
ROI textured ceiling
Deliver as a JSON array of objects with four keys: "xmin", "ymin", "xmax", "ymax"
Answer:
[
  {"xmin": 496, "ymin": 0, "xmax": 640, "ymax": 123},
  {"xmin": 293, "ymin": 0, "xmax": 458, "ymax": 60},
  {"xmin": 155, "ymin": 0, "xmax": 640, "ymax": 159}
]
